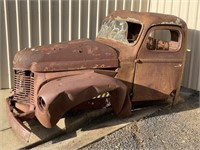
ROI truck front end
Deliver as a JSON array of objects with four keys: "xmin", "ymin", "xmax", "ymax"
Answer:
[{"xmin": 6, "ymin": 39, "xmax": 131, "ymax": 142}]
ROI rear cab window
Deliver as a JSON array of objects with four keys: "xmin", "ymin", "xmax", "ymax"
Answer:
[{"xmin": 146, "ymin": 29, "xmax": 181, "ymax": 52}]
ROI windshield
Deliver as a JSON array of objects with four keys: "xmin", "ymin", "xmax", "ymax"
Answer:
[{"xmin": 97, "ymin": 19, "xmax": 129, "ymax": 44}]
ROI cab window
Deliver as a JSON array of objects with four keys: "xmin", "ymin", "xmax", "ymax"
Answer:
[
  {"xmin": 146, "ymin": 29, "xmax": 181, "ymax": 52},
  {"xmin": 127, "ymin": 22, "xmax": 142, "ymax": 43},
  {"xmin": 97, "ymin": 19, "xmax": 142, "ymax": 45}
]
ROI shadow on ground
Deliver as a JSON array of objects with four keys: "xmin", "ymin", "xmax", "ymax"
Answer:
[{"xmin": 22, "ymin": 87, "xmax": 199, "ymax": 149}]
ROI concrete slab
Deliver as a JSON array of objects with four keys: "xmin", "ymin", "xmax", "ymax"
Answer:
[
  {"xmin": 0, "ymin": 89, "xmax": 161, "ymax": 150},
  {"xmin": 0, "ymin": 89, "xmax": 67, "ymax": 150},
  {"xmin": 32, "ymin": 106, "xmax": 161, "ymax": 150},
  {"xmin": 0, "ymin": 89, "xmax": 111, "ymax": 150},
  {"xmin": 0, "ymin": 89, "xmax": 12, "ymax": 130}
]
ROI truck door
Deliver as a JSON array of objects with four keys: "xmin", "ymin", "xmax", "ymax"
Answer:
[{"xmin": 133, "ymin": 26, "xmax": 184, "ymax": 102}]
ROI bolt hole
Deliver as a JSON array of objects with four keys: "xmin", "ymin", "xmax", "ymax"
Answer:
[{"xmin": 38, "ymin": 96, "xmax": 46, "ymax": 111}]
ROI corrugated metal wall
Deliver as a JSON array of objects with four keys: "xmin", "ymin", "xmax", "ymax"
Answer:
[{"xmin": 0, "ymin": 0, "xmax": 199, "ymax": 90}]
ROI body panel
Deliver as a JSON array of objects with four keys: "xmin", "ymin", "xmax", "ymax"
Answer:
[
  {"xmin": 13, "ymin": 39, "xmax": 119, "ymax": 72},
  {"xmin": 35, "ymin": 72, "xmax": 131, "ymax": 128},
  {"xmin": 133, "ymin": 25, "xmax": 187, "ymax": 101}
]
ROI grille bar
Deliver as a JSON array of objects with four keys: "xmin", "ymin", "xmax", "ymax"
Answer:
[{"xmin": 13, "ymin": 70, "xmax": 34, "ymax": 105}]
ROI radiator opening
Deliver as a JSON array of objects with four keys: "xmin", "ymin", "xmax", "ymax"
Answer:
[{"xmin": 13, "ymin": 70, "xmax": 34, "ymax": 105}]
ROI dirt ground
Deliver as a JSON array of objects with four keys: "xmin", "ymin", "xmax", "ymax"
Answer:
[{"xmin": 82, "ymin": 87, "xmax": 200, "ymax": 150}]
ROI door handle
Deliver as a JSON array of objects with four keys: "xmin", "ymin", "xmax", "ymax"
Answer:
[
  {"xmin": 135, "ymin": 59, "xmax": 142, "ymax": 63},
  {"xmin": 135, "ymin": 59, "xmax": 182, "ymax": 63},
  {"xmin": 174, "ymin": 64, "xmax": 182, "ymax": 68}
]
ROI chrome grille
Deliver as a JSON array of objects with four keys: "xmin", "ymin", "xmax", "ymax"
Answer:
[{"xmin": 13, "ymin": 70, "xmax": 34, "ymax": 104}]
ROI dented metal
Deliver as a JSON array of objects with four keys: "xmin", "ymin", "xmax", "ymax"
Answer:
[
  {"xmin": 7, "ymin": 10, "xmax": 187, "ymax": 142},
  {"xmin": 13, "ymin": 39, "xmax": 119, "ymax": 71}
]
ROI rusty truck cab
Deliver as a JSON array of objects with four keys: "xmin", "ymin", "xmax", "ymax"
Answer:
[
  {"xmin": 7, "ymin": 10, "xmax": 187, "ymax": 142},
  {"xmin": 96, "ymin": 10, "xmax": 187, "ymax": 104}
]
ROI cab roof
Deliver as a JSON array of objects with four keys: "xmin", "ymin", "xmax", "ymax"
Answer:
[{"xmin": 107, "ymin": 10, "xmax": 187, "ymax": 29}]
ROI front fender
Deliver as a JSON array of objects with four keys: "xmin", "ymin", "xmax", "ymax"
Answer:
[{"xmin": 35, "ymin": 72, "xmax": 131, "ymax": 128}]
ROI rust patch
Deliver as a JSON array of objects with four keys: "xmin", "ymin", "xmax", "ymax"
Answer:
[{"xmin": 13, "ymin": 39, "xmax": 119, "ymax": 72}]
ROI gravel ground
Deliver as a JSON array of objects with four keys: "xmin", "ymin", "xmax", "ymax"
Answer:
[
  {"xmin": 82, "ymin": 88, "xmax": 200, "ymax": 150},
  {"xmin": 29, "ymin": 87, "xmax": 199, "ymax": 150}
]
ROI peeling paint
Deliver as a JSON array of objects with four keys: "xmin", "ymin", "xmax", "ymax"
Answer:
[
  {"xmin": 113, "ymin": 16, "xmax": 140, "ymax": 23},
  {"xmin": 161, "ymin": 18, "xmax": 182, "ymax": 26},
  {"xmin": 126, "ymin": 17, "xmax": 140, "ymax": 23}
]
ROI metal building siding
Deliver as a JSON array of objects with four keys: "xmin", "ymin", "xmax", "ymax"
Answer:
[{"xmin": 0, "ymin": 0, "xmax": 199, "ymax": 90}]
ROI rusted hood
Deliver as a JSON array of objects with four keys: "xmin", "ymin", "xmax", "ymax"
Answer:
[{"xmin": 13, "ymin": 39, "xmax": 119, "ymax": 72}]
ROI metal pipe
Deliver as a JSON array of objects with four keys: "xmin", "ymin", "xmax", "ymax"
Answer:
[
  {"xmin": 139, "ymin": 0, "xmax": 142, "ymax": 12},
  {"xmin": 147, "ymin": 0, "xmax": 150, "ymax": 12},
  {"xmin": 114, "ymin": 0, "xmax": 117, "ymax": 10},
  {"xmin": 185, "ymin": 0, "xmax": 191, "ymax": 87},
  {"xmin": 156, "ymin": 0, "xmax": 159, "ymax": 12},
  {"xmin": 96, "ymin": 0, "xmax": 100, "ymax": 36},
  {"xmin": 188, "ymin": 30, "xmax": 198, "ymax": 88},
  {"xmin": 38, "ymin": 0, "xmax": 42, "ymax": 45},
  {"xmin": 170, "ymin": 0, "xmax": 173, "ymax": 14},
  {"xmin": 123, "ymin": 0, "xmax": 125, "ymax": 10},
  {"xmin": 27, "ymin": 0, "xmax": 32, "ymax": 47},
  {"xmin": 59, "ymin": 0, "xmax": 62, "ymax": 42},
  {"xmin": 177, "ymin": 0, "xmax": 181, "ymax": 16},
  {"xmin": 49, "ymin": 0, "xmax": 52, "ymax": 44},
  {"xmin": 106, "ymin": 0, "xmax": 109, "ymax": 16},
  {"xmin": 3, "ymin": 0, "xmax": 12, "ymax": 88},
  {"xmin": 87, "ymin": 0, "xmax": 91, "ymax": 38},
  {"xmin": 188, "ymin": 0, "xmax": 199, "ymax": 88},
  {"xmin": 131, "ymin": 0, "xmax": 134, "ymax": 11},
  {"xmin": 163, "ymin": 0, "xmax": 166, "ymax": 13},
  {"xmin": 15, "ymin": 0, "xmax": 21, "ymax": 51},
  {"xmin": 185, "ymin": 0, "xmax": 190, "ymax": 23},
  {"xmin": 78, "ymin": 0, "xmax": 81, "ymax": 39},
  {"xmin": 69, "ymin": 0, "xmax": 72, "ymax": 41}
]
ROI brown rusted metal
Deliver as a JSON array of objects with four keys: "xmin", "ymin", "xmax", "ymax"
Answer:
[
  {"xmin": 6, "ymin": 97, "xmax": 32, "ymax": 142},
  {"xmin": 13, "ymin": 39, "xmax": 119, "ymax": 72},
  {"xmin": 96, "ymin": 10, "xmax": 187, "ymax": 103},
  {"xmin": 7, "ymin": 10, "xmax": 187, "ymax": 142},
  {"xmin": 35, "ymin": 72, "xmax": 131, "ymax": 128}
]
